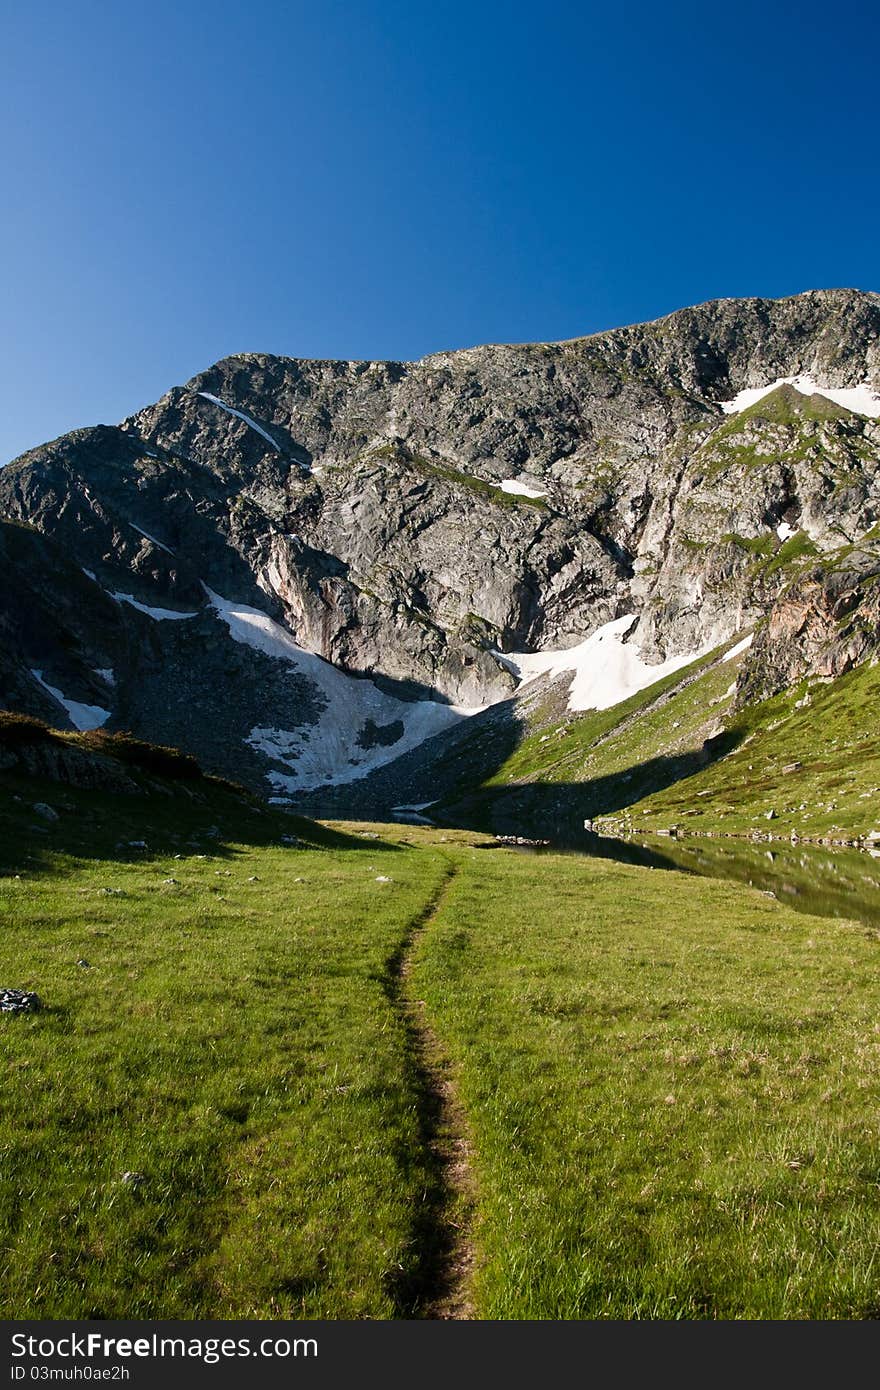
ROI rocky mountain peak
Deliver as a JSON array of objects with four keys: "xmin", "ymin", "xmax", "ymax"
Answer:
[{"xmin": 1, "ymin": 288, "xmax": 878, "ymax": 800}]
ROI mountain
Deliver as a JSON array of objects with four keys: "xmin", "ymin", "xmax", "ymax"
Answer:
[{"xmin": 1, "ymin": 287, "xmax": 879, "ymax": 821}]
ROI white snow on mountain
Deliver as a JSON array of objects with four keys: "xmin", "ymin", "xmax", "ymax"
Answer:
[
  {"xmin": 203, "ymin": 587, "xmax": 480, "ymax": 790},
  {"xmin": 197, "ymin": 392, "xmax": 282, "ymax": 452},
  {"xmin": 721, "ymin": 633, "xmax": 753, "ymax": 663},
  {"xmin": 721, "ymin": 375, "xmax": 880, "ymax": 418},
  {"xmin": 130, "ymin": 523, "xmax": 174, "ymax": 554},
  {"xmin": 494, "ymin": 615, "xmax": 712, "ymax": 713},
  {"xmin": 498, "ymin": 479, "xmax": 547, "ymax": 499},
  {"xmin": 30, "ymin": 670, "xmax": 111, "ymax": 731},
  {"xmin": 110, "ymin": 591, "xmax": 199, "ymax": 620},
  {"xmin": 391, "ymin": 801, "xmax": 437, "ymax": 824}
]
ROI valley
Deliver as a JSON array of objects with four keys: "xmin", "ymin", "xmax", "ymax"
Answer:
[{"xmin": 3, "ymin": 287, "xmax": 880, "ymax": 1319}]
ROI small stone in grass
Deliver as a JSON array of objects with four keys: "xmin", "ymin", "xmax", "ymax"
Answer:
[
  {"xmin": 76, "ymin": 959, "xmax": 90, "ymax": 969},
  {"xmin": 0, "ymin": 989, "xmax": 41, "ymax": 1014},
  {"xmin": 32, "ymin": 803, "xmax": 59, "ymax": 823},
  {"xmin": 120, "ymin": 1171, "xmax": 146, "ymax": 1187}
]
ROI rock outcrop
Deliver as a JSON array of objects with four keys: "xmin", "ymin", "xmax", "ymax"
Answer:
[{"xmin": 737, "ymin": 533, "xmax": 880, "ymax": 704}]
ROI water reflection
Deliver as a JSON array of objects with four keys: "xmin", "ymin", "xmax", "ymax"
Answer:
[{"xmin": 533, "ymin": 831, "xmax": 880, "ymax": 930}]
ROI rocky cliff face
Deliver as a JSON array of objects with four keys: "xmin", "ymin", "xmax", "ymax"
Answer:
[
  {"xmin": 736, "ymin": 531, "xmax": 880, "ymax": 704},
  {"xmin": 1, "ymin": 288, "xmax": 878, "ymax": 797}
]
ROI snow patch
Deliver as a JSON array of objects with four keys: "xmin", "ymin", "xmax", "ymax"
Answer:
[
  {"xmin": 720, "ymin": 375, "xmax": 880, "ymax": 419},
  {"xmin": 82, "ymin": 568, "xmax": 97, "ymax": 583},
  {"xmin": 498, "ymin": 479, "xmax": 547, "ymax": 499},
  {"xmin": 198, "ymin": 392, "xmax": 282, "ymax": 452},
  {"xmin": 776, "ymin": 521, "xmax": 797, "ymax": 542},
  {"xmin": 203, "ymin": 587, "xmax": 481, "ymax": 790},
  {"xmin": 30, "ymin": 670, "xmax": 111, "ymax": 732},
  {"xmin": 495, "ymin": 616, "xmax": 713, "ymax": 713},
  {"xmin": 391, "ymin": 801, "xmax": 437, "ymax": 825},
  {"xmin": 130, "ymin": 523, "xmax": 174, "ymax": 555},
  {"xmin": 111, "ymin": 591, "xmax": 199, "ymax": 621},
  {"xmin": 722, "ymin": 633, "xmax": 753, "ymax": 663},
  {"xmin": 94, "ymin": 668, "xmax": 115, "ymax": 686}
]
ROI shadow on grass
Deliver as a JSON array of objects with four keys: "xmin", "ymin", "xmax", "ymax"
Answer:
[
  {"xmin": 0, "ymin": 772, "xmax": 402, "ymax": 880},
  {"xmin": 437, "ymin": 731, "xmax": 743, "ymax": 850}
]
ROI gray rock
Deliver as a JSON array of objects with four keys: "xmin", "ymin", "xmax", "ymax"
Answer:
[{"xmin": 0, "ymin": 989, "xmax": 41, "ymax": 1013}]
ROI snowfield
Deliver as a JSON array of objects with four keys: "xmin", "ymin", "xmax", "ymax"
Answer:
[
  {"xmin": 204, "ymin": 587, "xmax": 480, "ymax": 791},
  {"xmin": 129, "ymin": 522, "xmax": 175, "ymax": 555},
  {"xmin": 197, "ymin": 392, "xmax": 282, "ymax": 452},
  {"xmin": 722, "ymin": 633, "xmax": 753, "ymax": 663},
  {"xmin": 721, "ymin": 374, "xmax": 880, "ymax": 418},
  {"xmin": 493, "ymin": 616, "xmax": 714, "ymax": 713},
  {"xmin": 110, "ymin": 591, "xmax": 199, "ymax": 621},
  {"xmin": 30, "ymin": 670, "xmax": 111, "ymax": 732},
  {"xmin": 497, "ymin": 479, "xmax": 547, "ymax": 499}
]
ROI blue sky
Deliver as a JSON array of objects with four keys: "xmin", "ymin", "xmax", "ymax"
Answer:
[{"xmin": 2, "ymin": 0, "xmax": 878, "ymax": 463}]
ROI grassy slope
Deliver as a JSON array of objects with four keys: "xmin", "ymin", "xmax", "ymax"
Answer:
[
  {"xmin": 481, "ymin": 645, "xmax": 731, "ymax": 789},
  {"xmin": 436, "ymin": 641, "xmax": 744, "ymax": 831},
  {"xmin": 613, "ymin": 660, "xmax": 880, "ymax": 842},
  {"xmin": 436, "ymin": 631, "xmax": 879, "ymax": 844},
  {"xmin": 695, "ymin": 384, "xmax": 863, "ymax": 482},
  {"xmin": 4, "ymin": 766, "xmax": 880, "ymax": 1318}
]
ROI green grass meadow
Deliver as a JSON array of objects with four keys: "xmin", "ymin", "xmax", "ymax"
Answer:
[
  {"xmin": 413, "ymin": 848, "xmax": 880, "ymax": 1318},
  {"xmin": 2, "ymin": 774, "xmax": 880, "ymax": 1319},
  {"xmin": 0, "ymin": 783, "xmax": 456, "ymax": 1318}
]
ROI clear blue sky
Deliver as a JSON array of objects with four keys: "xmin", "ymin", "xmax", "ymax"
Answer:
[{"xmin": 2, "ymin": 0, "xmax": 878, "ymax": 463}]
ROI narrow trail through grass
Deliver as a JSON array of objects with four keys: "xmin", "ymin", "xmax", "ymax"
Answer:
[
  {"xmin": 386, "ymin": 858, "xmax": 477, "ymax": 1319},
  {"xmin": 7, "ymin": 777, "xmax": 880, "ymax": 1319}
]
